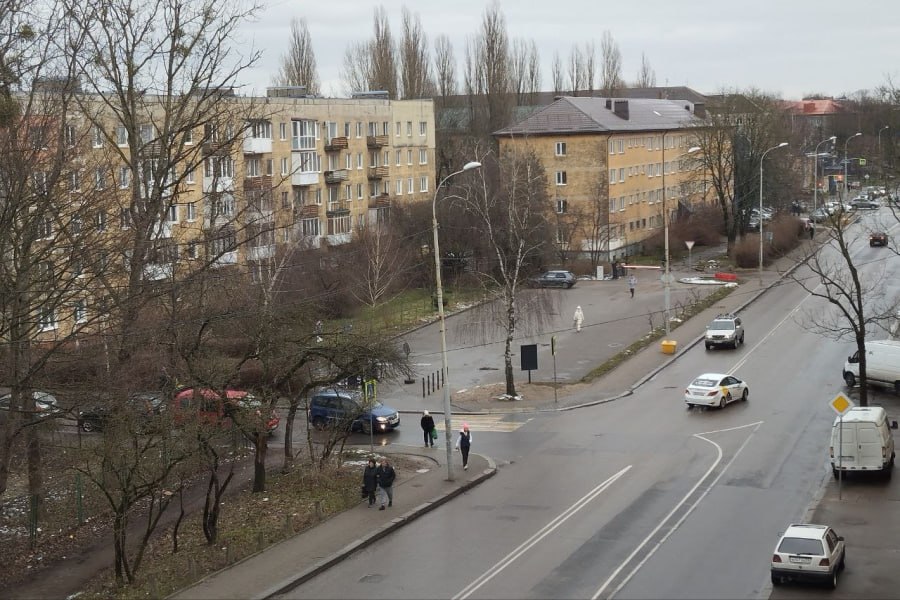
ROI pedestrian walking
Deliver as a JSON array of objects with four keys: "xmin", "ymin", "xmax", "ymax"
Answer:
[
  {"xmin": 376, "ymin": 458, "xmax": 396, "ymax": 510},
  {"xmin": 455, "ymin": 423, "xmax": 473, "ymax": 470},
  {"xmin": 362, "ymin": 458, "xmax": 378, "ymax": 508},
  {"xmin": 809, "ymin": 222, "xmax": 815, "ymax": 239},
  {"xmin": 573, "ymin": 306, "xmax": 584, "ymax": 333},
  {"xmin": 628, "ymin": 275, "xmax": 636, "ymax": 298},
  {"xmin": 420, "ymin": 410, "xmax": 436, "ymax": 447}
]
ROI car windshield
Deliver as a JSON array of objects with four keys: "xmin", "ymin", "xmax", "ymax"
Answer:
[
  {"xmin": 778, "ymin": 537, "xmax": 824, "ymax": 555},
  {"xmin": 710, "ymin": 320, "xmax": 734, "ymax": 330},
  {"xmin": 692, "ymin": 378, "xmax": 718, "ymax": 387}
]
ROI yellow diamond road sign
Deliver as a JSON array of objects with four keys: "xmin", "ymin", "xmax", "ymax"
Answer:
[{"xmin": 830, "ymin": 393, "xmax": 854, "ymax": 415}]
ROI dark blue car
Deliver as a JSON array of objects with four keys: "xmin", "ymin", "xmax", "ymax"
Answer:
[{"xmin": 307, "ymin": 388, "xmax": 400, "ymax": 434}]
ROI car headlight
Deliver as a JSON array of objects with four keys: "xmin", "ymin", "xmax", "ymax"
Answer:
[{"xmin": 375, "ymin": 416, "xmax": 388, "ymax": 422}]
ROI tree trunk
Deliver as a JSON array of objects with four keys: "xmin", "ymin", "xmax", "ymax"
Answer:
[
  {"xmin": 252, "ymin": 431, "xmax": 267, "ymax": 493},
  {"xmin": 283, "ymin": 400, "xmax": 298, "ymax": 473},
  {"xmin": 504, "ymin": 292, "xmax": 517, "ymax": 397},
  {"xmin": 857, "ymin": 332, "xmax": 869, "ymax": 407},
  {"xmin": 25, "ymin": 421, "xmax": 43, "ymax": 518},
  {"xmin": 0, "ymin": 417, "xmax": 16, "ymax": 496}
]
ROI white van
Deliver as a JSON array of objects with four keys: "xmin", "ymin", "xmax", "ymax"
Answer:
[
  {"xmin": 830, "ymin": 406, "xmax": 897, "ymax": 479},
  {"xmin": 842, "ymin": 339, "xmax": 900, "ymax": 391}
]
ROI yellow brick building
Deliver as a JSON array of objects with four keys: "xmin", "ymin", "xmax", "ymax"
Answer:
[{"xmin": 495, "ymin": 97, "xmax": 713, "ymax": 261}]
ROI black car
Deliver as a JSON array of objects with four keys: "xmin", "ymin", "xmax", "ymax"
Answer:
[
  {"xmin": 532, "ymin": 270, "xmax": 577, "ymax": 288},
  {"xmin": 77, "ymin": 392, "xmax": 165, "ymax": 432},
  {"xmin": 870, "ymin": 232, "xmax": 888, "ymax": 247}
]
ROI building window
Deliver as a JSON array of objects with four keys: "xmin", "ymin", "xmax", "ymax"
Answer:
[
  {"xmin": 116, "ymin": 126, "xmax": 128, "ymax": 146},
  {"xmin": 617, "ymin": 140, "xmax": 624, "ymax": 153},
  {"xmin": 344, "ymin": 122, "xmax": 351, "ymax": 137},
  {"xmin": 419, "ymin": 176, "xmax": 428, "ymax": 192},
  {"xmin": 396, "ymin": 179, "xmax": 403, "ymax": 195},
  {"xmin": 396, "ymin": 121, "xmax": 402, "ymax": 136},
  {"xmin": 327, "ymin": 214, "xmax": 352, "ymax": 235},
  {"xmin": 74, "ymin": 300, "xmax": 87, "ymax": 324},
  {"xmin": 556, "ymin": 171, "xmax": 567, "ymax": 186},
  {"xmin": 419, "ymin": 121, "xmax": 427, "ymax": 136},
  {"xmin": 357, "ymin": 153, "xmax": 363, "ymax": 169},
  {"xmin": 406, "ymin": 121, "xmax": 413, "ymax": 137},
  {"xmin": 39, "ymin": 306, "xmax": 57, "ymax": 331},
  {"xmin": 407, "ymin": 177, "xmax": 413, "ymax": 194},
  {"xmin": 356, "ymin": 183, "xmax": 363, "ymax": 199},
  {"xmin": 609, "ymin": 169, "xmax": 615, "ymax": 184},
  {"xmin": 406, "ymin": 149, "xmax": 412, "ymax": 165},
  {"xmin": 139, "ymin": 124, "xmax": 154, "ymax": 144},
  {"xmin": 68, "ymin": 170, "xmax": 80, "ymax": 192},
  {"xmin": 369, "ymin": 151, "xmax": 378, "ymax": 168},
  {"xmin": 96, "ymin": 211, "xmax": 107, "ymax": 232},
  {"xmin": 291, "ymin": 120, "xmax": 317, "ymax": 151},
  {"xmin": 92, "ymin": 126, "xmax": 104, "ymax": 148},
  {"xmin": 185, "ymin": 167, "xmax": 194, "ymax": 184},
  {"xmin": 279, "ymin": 122, "xmax": 287, "ymax": 140},
  {"xmin": 618, "ymin": 168, "xmax": 625, "ymax": 183},
  {"xmin": 609, "ymin": 199, "xmax": 615, "ymax": 213},
  {"xmin": 186, "ymin": 202, "xmax": 196, "ymax": 221},
  {"xmin": 396, "ymin": 150, "xmax": 402, "ymax": 166},
  {"xmin": 556, "ymin": 198, "xmax": 568, "ymax": 214},
  {"xmin": 301, "ymin": 217, "xmax": 320, "ymax": 237},
  {"xmin": 281, "ymin": 157, "xmax": 289, "ymax": 175},
  {"xmin": 555, "ymin": 142, "xmax": 567, "ymax": 156},
  {"xmin": 167, "ymin": 204, "xmax": 178, "ymax": 223},
  {"xmin": 419, "ymin": 149, "xmax": 428, "ymax": 164},
  {"xmin": 37, "ymin": 216, "xmax": 53, "ymax": 239},
  {"xmin": 247, "ymin": 158, "xmax": 260, "ymax": 177},
  {"xmin": 356, "ymin": 122, "xmax": 363, "ymax": 138},
  {"xmin": 345, "ymin": 184, "xmax": 352, "ymax": 200}
]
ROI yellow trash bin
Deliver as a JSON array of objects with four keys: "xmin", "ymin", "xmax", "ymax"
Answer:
[{"xmin": 661, "ymin": 340, "xmax": 677, "ymax": 355}]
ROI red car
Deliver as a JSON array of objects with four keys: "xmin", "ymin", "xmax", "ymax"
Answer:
[{"xmin": 171, "ymin": 388, "xmax": 280, "ymax": 435}]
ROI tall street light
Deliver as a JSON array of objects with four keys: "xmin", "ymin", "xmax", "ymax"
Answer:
[
  {"xmin": 662, "ymin": 138, "xmax": 700, "ymax": 337},
  {"xmin": 432, "ymin": 160, "xmax": 481, "ymax": 481},
  {"xmin": 843, "ymin": 132, "xmax": 862, "ymax": 201},
  {"xmin": 813, "ymin": 135, "xmax": 836, "ymax": 217},
  {"xmin": 878, "ymin": 126, "xmax": 890, "ymax": 194},
  {"xmin": 759, "ymin": 142, "xmax": 789, "ymax": 277}
]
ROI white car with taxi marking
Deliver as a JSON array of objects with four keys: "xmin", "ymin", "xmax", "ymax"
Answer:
[{"xmin": 684, "ymin": 372, "xmax": 749, "ymax": 409}]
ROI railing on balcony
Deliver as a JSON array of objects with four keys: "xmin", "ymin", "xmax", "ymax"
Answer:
[
  {"xmin": 367, "ymin": 166, "xmax": 389, "ymax": 180},
  {"xmin": 243, "ymin": 137, "xmax": 273, "ymax": 154},
  {"xmin": 141, "ymin": 141, "xmax": 163, "ymax": 157},
  {"xmin": 324, "ymin": 136, "xmax": 349, "ymax": 152},
  {"xmin": 326, "ymin": 201, "xmax": 349, "ymax": 215},
  {"xmin": 368, "ymin": 193, "xmax": 391, "ymax": 209},
  {"xmin": 243, "ymin": 175, "xmax": 273, "ymax": 190},
  {"xmin": 324, "ymin": 169, "xmax": 349, "ymax": 185},
  {"xmin": 295, "ymin": 204, "xmax": 319, "ymax": 218},
  {"xmin": 202, "ymin": 139, "xmax": 232, "ymax": 155},
  {"xmin": 366, "ymin": 135, "xmax": 388, "ymax": 148}
]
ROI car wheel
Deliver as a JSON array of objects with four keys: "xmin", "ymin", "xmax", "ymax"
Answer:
[
  {"xmin": 740, "ymin": 333, "xmax": 745, "ymax": 345},
  {"xmin": 895, "ymin": 381, "xmax": 900, "ymax": 396},
  {"xmin": 705, "ymin": 344, "xmax": 711, "ymax": 350},
  {"xmin": 829, "ymin": 568, "xmax": 838, "ymax": 589},
  {"xmin": 832, "ymin": 467, "xmax": 840, "ymax": 480},
  {"xmin": 567, "ymin": 283, "xmax": 574, "ymax": 289},
  {"xmin": 311, "ymin": 417, "xmax": 326, "ymax": 431},
  {"xmin": 844, "ymin": 372, "xmax": 856, "ymax": 387},
  {"xmin": 840, "ymin": 551, "xmax": 846, "ymax": 571},
  {"xmin": 81, "ymin": 419, "xmax": 97, "ymax": 433},
  {"xmin": 741, "ymin": 388, "xmax": 748, "ymax": 402},
  {"xmin": 719, "ymin": 396, "xmax": 727, "ymax": 409},
  {"xmin": 771, "ymin": 572, "xmax": 781, "ymax": 586}
]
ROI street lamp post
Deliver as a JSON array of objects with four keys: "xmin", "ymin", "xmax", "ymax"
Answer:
[
  {"xmin": 878, "ymin": 126, "xmax": 890, "ymax": 195},
  {"xmin": 758, "ymin": 142, "xmax": 789, "ymax": 276},
  {"xmin": 843, "ymin": 132, "xmax": 862, "ymax": 202},
  {"xmin": 662, "ymin": 138, "xmax": 700, "ymax": 337},
  {"xmin": 813, "ymin": 135, "xmax": 836, "ymax": 217},
  {"xmin": 432, "ymin": 160, "xmax": 481, "ymax": 481}
]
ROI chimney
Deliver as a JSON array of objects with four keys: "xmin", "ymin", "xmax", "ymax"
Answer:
[
  {"xmin": 693, "ymin": 102, "xmax": 706, "ymax": 118},
  {"xmin": 613, "ymin": 100, "xmax": 629, "ymax": 120}
]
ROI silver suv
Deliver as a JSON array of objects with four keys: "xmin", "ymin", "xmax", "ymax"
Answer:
[{"xmin": 704, "ymin": 314, "xmax": 744, "ymax": 350}]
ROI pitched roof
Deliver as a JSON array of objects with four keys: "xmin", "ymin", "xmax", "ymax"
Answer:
[
  {"xmin": 782, "ymin": 99, "xmax": 847, "ymax": 115},
  {"xmin": 494, "ymin": 96, "xmax": 701, "ymax": 137}
]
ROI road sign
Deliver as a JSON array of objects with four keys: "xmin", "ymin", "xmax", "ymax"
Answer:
[
  {"xmin": 830, "ymin": 393, "xmax": 854, "ymax": 415},
  {"xmin": 685, "ymin": 241, "xmax": 695, "ymax": 250}
]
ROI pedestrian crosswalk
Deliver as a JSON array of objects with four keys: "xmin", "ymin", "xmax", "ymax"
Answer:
[{"xmin": 432, "ymin": 413, "xmax": 531, "ymax": 433}]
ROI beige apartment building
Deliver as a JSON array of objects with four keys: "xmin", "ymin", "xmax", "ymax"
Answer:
[{"xmin": 495, "ymin": 97, "xmax": 713, "ymax": 261}]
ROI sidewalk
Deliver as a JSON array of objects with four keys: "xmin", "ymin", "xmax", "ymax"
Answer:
[{"xmin": 170, "ymin": 449, "xmax": 495, "ymax": 600}]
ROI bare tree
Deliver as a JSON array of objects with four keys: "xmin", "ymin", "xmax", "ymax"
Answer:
[
  {"xmin": 636, "ymin": 52, "xmax": 656, "ymax": 88},
  {"xmin": 275, "ymin": 17, "xmax": 320, "ymax": 94},
  {"xmin": 456, "ymin": 146, "xmax": 556, "ymax": 397},
  {"xmin": 568, "ymin": 44, "xmax": 585, "ymax": 96},
  {"xmin": 350, "ymin": 225, "xmax": 411, "ymax": 316},
  {"xmin": 510, "ymin": 39, "xmax": 541, "ymax": 105},
  {"xmin": 582, "ymin": 41, "xmax": 597, "ymax": 96},
  {"xmin": 433, "ymin": 34, "xmax": 457, "ymax": 103},
  {"xmin": 463, "ymin": 0, "xmax": 513, "ymax": 135},
  {"xmin": 599, "ymin": 30, "xmax": 624, "ymax": 96},
  {"xmin": 370, "ymin": 6, "xmax": 398, "ymax": 98},
  {"xmin": 399, "ymin": 7, "xmax": 431, "ymax": 99},
  {"xmin": 551, "ymin": 52, "xmax": 564, "ymax": 96},
  {"xmin": 342, "ymin": 41, "xmax": 372, "ymax": 95},
  {"xmin": 580, "ymin": 153, "xmax": 613, "ymax": 270}
]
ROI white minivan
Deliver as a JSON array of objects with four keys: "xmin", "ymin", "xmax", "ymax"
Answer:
[
  {"xmin": 830, "ymin": 406, "xmax": 897, "ymax": 479},
  {"xmin": 842, "ymin": 339, "xmax": 900, "ymax": 392}
]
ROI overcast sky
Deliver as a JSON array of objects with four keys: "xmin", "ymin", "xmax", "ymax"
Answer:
[{"xmin": 234, "ymin": 0, "xmax": 900, "ymax": 100}]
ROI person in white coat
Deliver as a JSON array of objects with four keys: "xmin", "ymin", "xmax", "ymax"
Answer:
[{"xmin": 573, "ymin": 306, "xmax": 584, "ymax": 332}]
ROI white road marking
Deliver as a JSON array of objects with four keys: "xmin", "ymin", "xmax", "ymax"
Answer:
[
  {"xmin": 729, "ymin": 293, "xmax": 809, "ymax": 375},
  {"xmin": 434, "ymin": 414, "xmax": 531, "ymax": 433},
  {"xmin": 454, "ymin": 465, "xmax": 632, "ymax": 600},
  {"xmin": 593, "ymin": 421, "xmax": 762, "ymax": 600}
]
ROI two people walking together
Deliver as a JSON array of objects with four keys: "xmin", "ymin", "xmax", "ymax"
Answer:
[{"xmin": 362, "ymin": 457, "xmax": 396, "ymax": 510}]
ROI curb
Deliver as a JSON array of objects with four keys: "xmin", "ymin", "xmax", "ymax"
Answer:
[{"xmin": 254, "ymin": 452, "xmax": 497, "ymax": 600}]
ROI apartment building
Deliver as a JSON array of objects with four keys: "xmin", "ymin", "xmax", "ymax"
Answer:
[
  {"xmin": 494, "ymin": 96, "xmax": 713, "ymax": 260},
  {"xmin": 15, "ymin": 88, "xmax": 436, "ymax": 338}
]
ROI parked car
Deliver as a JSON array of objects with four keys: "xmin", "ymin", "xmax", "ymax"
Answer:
[
  {"xmin": 852, "ymin": 198, "xmax": 879, "ymax": 210},
  {"xmin": 684, "ymin": 373, "xmax": 749, "ymax": 409},
  {"xmin": 307, "ymin": 388, "xmax": 400, "ymax": 434},
  {"xmin": 810, "ymin": 208, "xmax": 830, "ymax": 223},
  {"xmin": 171, "ymin": 388, "xmax": 280, "ymax": 435},
  {"xmin": 771, "ymin": 524, "xmax": 845, "ymax": 588},
  {"xmin": 0, "ymin": 391, "xmax": 62, "ymax": 420},
  {"xmin": 531, "ymin": 270, "xmax": 577, "ymax": 288},
  {"xmin": 704, "ymin": 314, "xmax": 745, "ymax": 350},
  {"xmin": 870, "ymin": 231, "xmax": 888, "ymax": 247},
  {"xmin": 77, "ymin": 391, "xmax": 165, "ymax": 433}
]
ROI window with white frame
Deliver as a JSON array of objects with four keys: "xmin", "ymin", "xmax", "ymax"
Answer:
[
  {"xmin": 74, "ymin": 300, "xmax": 87, "ymax": 324},
  {"xmin": 39, "ymin": 306, "xmax": 57, "ymax": 331},
  {"xmin": 246, "ymin": 158, "xmax": 260, "ymax": 177},
  {"xmin": 345, "ymin": 184, "xmax": 352, "ymax": 200},
  {"xmin": 279, "ymin": 122, "xmax": 287, "ymax": 140},
  {"xmin": 395, "ymin": 121, "xmax": 402, "ymax": 136},
  {"xmin": 38, "ymin": 216, "xmax": 53, "ymax": 238},
  {"xmin": 185, "ymin": 166, "xmax": 194, "ymax": 184},
  {"xmin": 139, "ymin": 124, "xmax": 154, "ymax": 144},
  {"xmin": 117, "ymin": 166, "xmax": 129, "ymax": 188},
  {"xmin": 68, "ymin": 170, "xmax": 80, "ymax": 192},
  {"xmin": 323, "ymin": 121, "xmax": 337, "ymax": 141},
  {"xmin": 406, "ymin": 149, "xmax": 412, "ymax": 165},
  {"xmin": 292, "ymin": 120, "xmax": 317, "ymax": 151},
  {"xmin": 419, "ymin": 149, "xmax": 427, "ymax": 164},
  {"xmin": 556, "ymin": 171, "xmax": 567, "ymax": 186},
  {"xmin": 301, "ymin": 218, "xmax": 320, "ymax": 236},
  {"xmin": 618, "ymin": 168, "xmax": 625, "ymax": 183},
  {"xmin": 407, "ymin": 177, "xmax": 413, "ymax": 194},
  {"xmin": 556, "ymin": 198, "xmax": 568, "ymax": 214},
  {"xmin": 96, "ymin": 211, "xmax": 106, "ymax": 232},
  {"xmin": 396, "ymin": 179, "xmax": 403, "ymax": 195},
  {"xmin": 406, "ymin": 121, "xmax": 413, "ymax": 137},
  {"xmin": 186, "ymin": 202, "xmax": 196, "ymax": 221},
  {"xmin": 369, "ymin": 151, "xmax": 378, "ymax": 168},
  {"xmin": 204, "ymin": 156, "xmax": 235, "ymax": 178},
  {"xmin": 183, "ymin": 128, "xmax": 193, "ymax": 144},
  {"xmin": 186, "ymin": 241, "xmax": 198, "ymax": 259},
  {"xmin": 116, "ymin": 126, "xmax": 128, "ymax": 146},
  {"xmin": 555, "ymin": 141, "xmax": 567, "ymax": 156},
  {"xmin": 357, "ymin": 183, "xmax": 363, "ymax": 199},
  {"xmin": 95, "ymin": 168, "xmax": 106, "ymax": 190},
  {"xmin": 617, "ymin": 140, "xmax": 624, "ymax": 153},
  {"xmin": 419, "ymin": 176, "xmax": 428, "ymax": 192},
  {"xmin": 92, "ymin": 126, "xmax": 104, "ymax": 148},
  {"xmin": 357, "ymin": 153, "xmax": 363, "ymax": 169},
  {"xmin": 209, "ymin": 229, "xmax": 237, "ymax": 255},
  {"xmin": 609, "ymin": 199, "xmax": 616, "ymax": 213},
  {"xmin": 314, "ymin": 189, "xmax": 322, "ymax": 205},
  {"xmin": 328, "ymin": 214, "xmax": 352, "ymax": 235},
  {"xmin": 344, "ymin": 122, "xmax": 351, "ymax": 137},
  {"xmin": 355, "ymin": 122, "xmax": 362, "ymax": 138},
  {"xmin": 167, "ymin": 204, "xmax": 178, "ymax": 223},
  {"xmin": 420, "ymin": 121, "xmax": 427, "ymax": 135},
  {"xmin": 281, "ymin": 157, "xmax": 289, "ymax": 175},
  {"xmin": 396, "ymin": 150, "xmax": 402, "ymax": 166}
]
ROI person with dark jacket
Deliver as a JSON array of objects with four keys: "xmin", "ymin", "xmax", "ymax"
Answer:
[
  {"xmin": 376, "ymin": 458, "xmax": 396, "ymax": 510},
  {"xmin": 455, "ymin": 423, "xmax": 473, "ymax": 470},
  {"xmin": 420, "ymin": 410, "xmax": 436, "ymax": 447},
  {"xmin": 362, "ymin": 458, "xmax": 378, "ymax": 507}
]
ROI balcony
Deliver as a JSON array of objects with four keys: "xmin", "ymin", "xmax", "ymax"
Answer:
[
  {"xmin": 141, "ymin": 140, "xmax": 164, "ymax": 157},
  {"xmin": 295, "ymin": 204, "xmax": 320, "ymax": 218},
  {"xmin": 368, "ymin": 193, "xmax": 391, "ymax": 209},
  {"xmin": 324, "ymin": 136, "xmax": 349, "ymax": 152},
  {"xmin": 247, "ymin": 244, "xmax": 275, "ymax": 261},
  {"xmin": 202, "ymin": 176, "xmax": 234, "ymax": 193},
  {"xmin": 367, "ymin": 166, "xmax": 389, "ymax": 180},
  {"xmin": 243, "ymin": 137, "xmax": 272, "ymax": 154},
  {"xmin": 324, "ymin": 169, "xmax": 349, "ymax": 185},
  {"xmin": 291, "ymin": 171, "xmax": 318, "ymax": 186},
  {"xmin": 326, "ymin": 201, "xmax": 349, "ymax": 216},
  {"xmin": 243, "ymin": 175, "xmax": 273, "ymax": 191},
  {"xmin": 202, "ymin": 139, "xmax": 232, "ymax": 155},
  {"xmin": 366, "ymin": 135, "xmax": 388, "ymax": 148}
]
